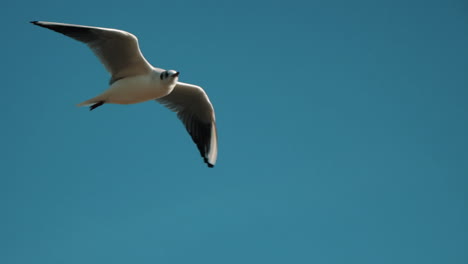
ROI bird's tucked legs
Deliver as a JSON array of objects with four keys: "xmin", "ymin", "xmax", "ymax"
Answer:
[{"xmin": 90, "ymin": 101, "xmax": 105, "ymax": 111}]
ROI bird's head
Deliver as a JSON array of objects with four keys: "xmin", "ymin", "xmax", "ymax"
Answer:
[{"xmin": 160, "ymin": 70, "xmax": 180, "ymax": 84}]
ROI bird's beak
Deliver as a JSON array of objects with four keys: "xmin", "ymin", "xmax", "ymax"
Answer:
[{"xmin": 174, "ymin": 72, "xmax": 180, "ymax": 77}]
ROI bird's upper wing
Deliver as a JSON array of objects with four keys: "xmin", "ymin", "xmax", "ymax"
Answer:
[
  {"xmin": 31, "ymin": 21, "xmax": 152, "ymax": 83},
  {"xmin": 156, "ymin": 82, "xmax": 218, "ymax": 167}
]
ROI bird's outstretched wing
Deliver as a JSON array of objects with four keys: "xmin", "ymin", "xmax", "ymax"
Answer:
[
  {"xmin": 157, "ymin": 82, "xmax": 218, "ymax": 167},
  {"xmin": 31, "ymin": 21, "xmax": 152, "ymax": 83}
]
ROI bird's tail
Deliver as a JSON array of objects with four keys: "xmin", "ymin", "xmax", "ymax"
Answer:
[{"xmin": 77, "ymin": 95, "xmax": 104, "ymax": 107}]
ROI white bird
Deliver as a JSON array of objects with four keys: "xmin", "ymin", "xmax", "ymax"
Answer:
[{"xmin": 31, "ymin": 21, "xmax": 218, "ymax": 168}]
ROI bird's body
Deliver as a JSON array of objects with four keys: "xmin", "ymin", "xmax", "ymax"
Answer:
[
  {"xmin": 32, "ymin": 21, "xmax": 218, "ymax": 167},
  {"xmin": 78, "ymin": 69, "xmax": 172, "ymax": 106}
]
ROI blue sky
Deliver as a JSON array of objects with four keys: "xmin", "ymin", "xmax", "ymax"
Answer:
[{"xmin": 1, "ymin": 0, "xmax": 467, "ymax": 263}]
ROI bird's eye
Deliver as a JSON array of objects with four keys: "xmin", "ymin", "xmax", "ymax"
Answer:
[{"xmin": 160, "ymin": 71, "xmax": 167, "ymax": 80}]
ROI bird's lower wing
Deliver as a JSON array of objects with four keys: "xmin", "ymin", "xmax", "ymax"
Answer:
[{"xmin": 156, "ymin": 82, "xmax": 218, "ymax": 167}]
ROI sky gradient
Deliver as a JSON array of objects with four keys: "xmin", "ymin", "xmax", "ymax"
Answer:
[{"xmin": 2, "ymin": 0, "xmax": 467, "ymax": 263}]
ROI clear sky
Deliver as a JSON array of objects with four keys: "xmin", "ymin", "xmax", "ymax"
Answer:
[{"xmin": 1, "ymin": 0, "xmax": 467, "ymax": 263}]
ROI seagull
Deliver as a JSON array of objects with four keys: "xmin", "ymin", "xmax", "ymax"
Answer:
[{"xmin": 31, "ymin": 21, "xmax": 218, "ymax": 168}]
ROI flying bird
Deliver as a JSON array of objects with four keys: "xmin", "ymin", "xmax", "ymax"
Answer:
[{"xmin": 31, "ymin": 21, "xmax": 218, "ymax": 168}]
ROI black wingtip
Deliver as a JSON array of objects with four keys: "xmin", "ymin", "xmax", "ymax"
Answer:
[
  {"xmin": 30, "ymin": 21, "xmax": 39, "ymax": 24},
  {"xmin": 204, "ymin": 157, "xmax": 214, "ymax": 168}
]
